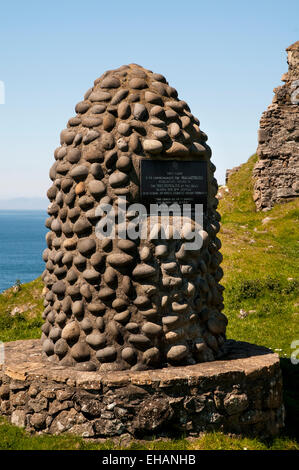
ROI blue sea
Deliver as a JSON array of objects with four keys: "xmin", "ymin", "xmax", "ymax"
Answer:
[{"xmin": 0, "ymin": 211, "xmax": 47, "ymax": 292}]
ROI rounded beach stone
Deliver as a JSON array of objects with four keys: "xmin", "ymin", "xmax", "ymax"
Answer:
[
  {"xmin": 111, "ymin": 88, "xmax": 129, "ymax": 105},
  {"xmin": 49, "ymin": 327, "xmax": 61, "ymax": 342},
  {"xmin": 101, "ymin": 132, "xmax": 114, "ymax": 149},
  {"xmin": 60, "ymin": 129, "xmax": 76, "ymax": 145},
  {"xmin": 107, "ymin": 253, "xmax": 133, "ymax": 267},
  {"xmin": 150, "ymin": 105, "xmax": 165, "ymax": 119},
  {"xmin": 96, "ymin": 346, "xmax": 117, "ymax": 362},
  {"xmin": 152, "ymin": 73, "xmax": 166, "ymax": 82},
  {"xmin": 75, "ymin": 182, "xmax": 85, "ymax": 195},
  {"xmin": 128, "ymin": 334, "xmax": 151, "ymax": 350},
  {"xmin": 103, "ymin": 113, "xmax": 116, "ymax": 131},
  {"xmin": 133, "ymin": 103, "xmax": 148, "ymax": 120},
  {"xmin": 72, "ymin": 301, "xmax": 84, "ymax": 318},
  {"xmin": 74, "ymin": 133, "xmax": 82, "ymax": 145},
  {"xmin": 54, "ymin": 338, "xmax": 68, "ymax": 357},
  {"xmin": 103, "ymin": 266, "xmax": 117, "ymax": 285},
  {"xmin": 90, "ymin": 252, "xmax": 105, "ymax": 269},
  {"xmin": 165, "ymin": 142, "xmax": 189, "ymax": 156},
  {"xmin": 70, "ymin": 165, "xmax": 89, "ymax": 180},
  {"xmin": 141, "ymin": 322, "xmax": 162, "ymax": 336},
  {"xmin": 89, "ymin": 91, "xmax": 111, "ymax": 102},
  {"xmin": 83, "ymin": 269, "xmax": 100, "ymax": 283},
  {"xmin": 129, "ymin": 133, "xmax": 140, "ymax": 152},
  {"xmin": 88, "ymin": 302, "xmax": 106, "ymax": 315},
  {"xmin": 143, "ymin": 347, "xmax": 160, "ymax": 365},
  {"xmin": 73, "ymin": 254, "xmax": 86, "ymax": 268},
  {"xmin": 88, "ymin": 180, "xmax": 106, "ymax": 197},
  {"xmin": 116, "ymin": 138, "xmax": 128, "ymax": 151},
  {"xmin": 151, "ymin": 81, "xmax": 167, "ymax": 96},
  {"xmin": 115, "ymin": 156, "xmax": 131, "ymax": 172},
  {"xmin": 61, "ymin": 322, "xmax": 80, "ymax": 342},
  {"xmin": 109, "ymin": 171, "xmax": 129, "ymax": 188},
  {"xmin": 83, "ymin": 144, "xmax": 104, "ymax": 163},
  {"xmin": 98, "ymin": 287, "xmax": 115, "ymax": 300},
  {"xmin": 83, "ymin": 130, "xmax": 100, "ymax": 144},
  {"xmin": 62, "ymin": 296, "xmax": 72, "ymax": 313},
  {"xmin": 143, "ymin": 139, "xmax": 163, "ymax": 154},
  {"xmin": 129, "ymin": 78, "xmax": 147, "ymax": 89},
  {"xmin": 145, "ymin": 91, "xmax": 163, "ymax": 105},
  {"xmin": 153, "ymin": 129, "xmax": 168, "ymax": 141},
  {"xmin": 114, "ymin": 310, "xmax": 130, "ymax": 324},
  {"xmin": 67, "ymin": 284, "xmax": 81, "ymax": 297},
  {"xmin": 82, "ymin": 115, "xmax": 103, "ymax": 127},
  {"xmin": 43, "ymin": 339, "xmax": 55, "ymax": 356},
  {"xmin": 117, "ymin": 239, "xmax": 136, "ymax": 252},
  {"xmin": 167, "ymin": 345, "xmax": 188, "ymax": 361},
  {"xmin": 132, "ymin": 264, "xmax": 156, "ymax": 279},
  {"xmin": 71, "ymin": 342, "xmax": 90, "ymax": 361},
  {"xmin": 80, "ymin": 318, "xmax": 93, "ymax": 332},
  {"xmin": 180, "ymin": 115, "xmax": 191, "ymax": 128},
  {"xmin": 75, "ymin": 101, "xmax": 90, "ymax": 113},
  {"xmin": 126, "ymin": 322, "xmax": 139, "ymax": 333},
  {"xmin": 56, "ymin": 312, "xmax": 67, "ymax": 326},
  {"xmin": 66, "ymin": 269, "xmax": 78, "ymax": 284},
  {"xmin": 100, "ymin": 77, "xmax": 120, "ymax": 88},
  {"xmin": 121, "ymin": 347, "xmax": 136, "ymax": 363},
  {"xmin": 118, "ymin": 122, "xmax": 131, "ymax": 136},
  {"xmin": 169, "ymin": 122, "xmax": 181, "ymax": 137},
  {"xmin": 61, "ymin": 178, "xmax": 73, "ymax": 193},
  {"xmin": 90, "ymin": 163, "xmax": 104, "ymax": 179},
  {"xmin": 52, "ymin": 281, "xmax": 66, "ymax": 295},
  {"xmin": 118, "ymin": 102, "xmax": 131, "ymax": 119},
  {"xmin": 51, "ymin": 218, "xmax": 61, "ymax": 232},
  {"xmin": 139, "ymin": 246, "xmax": 151, "ymax": 261},
  {"xmin": 73, "ymin": 217, "xmax": 92, "ymax": 234},
  {"xmin": 67, "ymin": 148, "xmax": 81, "ymax": 163},
  {"xmin": 134, "ymin": 296, "xmax": 150, "ymax": 308},
  {"xmin": 207, "ymin": 316, "xmax": 226, "ymax": 335},
  {"xmin": 90, "ymin": 104, "xmax": 106, "ymax": 114},
  {"xmin": 86, "ymin": 333, "xmax": 106, "ymax": 349},
  {"xmin": 80, "ymin": 284, "xmax": 92, "ymax": 299}
]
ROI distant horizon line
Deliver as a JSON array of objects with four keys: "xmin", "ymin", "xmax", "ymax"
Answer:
[{"xmin": 0, "ymin": 197, "xmax": 47, "ymax": 200}]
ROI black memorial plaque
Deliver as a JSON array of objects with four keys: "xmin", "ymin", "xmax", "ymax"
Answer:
[{"xmin": 140, "ymin": 160, "xmax": 208, "ymax": 210}]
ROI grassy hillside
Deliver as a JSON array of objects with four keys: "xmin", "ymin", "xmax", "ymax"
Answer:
[
  {"xmin": 0, "ymin": 278, "xmax": 43, "ymax": 342},
  {"xmin": 219, "ymin": 155, "xmax": 299, "ymax": 358},
  {"xmin": 0, "ymin": 154, "xmax": 298, "ymax": 450}
]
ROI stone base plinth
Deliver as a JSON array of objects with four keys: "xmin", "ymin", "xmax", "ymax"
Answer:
[{"xmin": 0, "ymin": 339, "xmax": 284, "ymax": 439}]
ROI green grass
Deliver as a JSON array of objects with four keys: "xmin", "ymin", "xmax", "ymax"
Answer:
[
  {"xmin": 0, "ymin": 278, "xmax": 43, "ymax": 342},
  {"xmin": 218, "ymin": 155, "xmax": 299, "ymax": 358},
  {"xmin": 0, "ymin": 153, "xmax": 298, "ymax": 449},
  {"xmin": 0, "ymin": 417, "xmax": 298, "ymax": 450}
]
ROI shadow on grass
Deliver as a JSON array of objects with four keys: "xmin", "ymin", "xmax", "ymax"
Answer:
[{"xmin": 280, "ymin": 358, "xmax": 299, "ymax": 441}]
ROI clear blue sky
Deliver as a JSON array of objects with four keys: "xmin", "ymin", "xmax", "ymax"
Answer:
[{"xmin": 0, "ymin": 0, "xmax": 298, "ymax": 199}]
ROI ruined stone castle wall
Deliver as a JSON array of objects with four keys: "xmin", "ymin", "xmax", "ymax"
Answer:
[{"xmin": 253, "ymin": 41, "xmax": 299, "ymax": 210}]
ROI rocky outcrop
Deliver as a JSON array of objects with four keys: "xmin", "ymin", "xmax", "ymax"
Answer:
[
  {"xmin": 225, "ymin": 165, "xmax": 242, "ymax": 184},
  {"xmin": 253, "ymin": 41, "xmax": 299, "ymax": 210}
]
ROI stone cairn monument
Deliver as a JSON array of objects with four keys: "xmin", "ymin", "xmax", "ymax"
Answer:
[
  {"xmin": 42, "ymin": 64, "xmax": 226, "ymax": 372},
  {"xmin": 253, "ymin": 41, "xmax": 299, "ymax": 210},
  {"xmin": 0, "ymin": 65, "xmax": 284, "ymax": 439}
]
